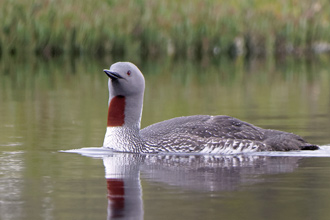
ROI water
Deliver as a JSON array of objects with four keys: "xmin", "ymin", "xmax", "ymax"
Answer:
[{"xmin": 1, "ymin": 56, "xmax": 330, "ymax": 220}]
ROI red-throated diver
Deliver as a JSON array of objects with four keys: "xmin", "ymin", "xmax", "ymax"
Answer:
[{"xmin": 102, "ymin": 62, "xmax": 318, "ymax": 154}]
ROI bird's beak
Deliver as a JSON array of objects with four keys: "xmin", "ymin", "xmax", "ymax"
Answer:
[{"xmin": 103, "ymin": 69, "xmax": 123, "ymax": 80}]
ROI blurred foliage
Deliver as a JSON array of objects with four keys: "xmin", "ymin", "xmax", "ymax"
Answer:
[{"xmin": 0, "ymin": 0, "xmax": 330, "ymax": 59}]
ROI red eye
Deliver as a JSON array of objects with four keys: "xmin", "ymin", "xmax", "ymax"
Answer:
[{"xmin": 127, "ymin": 70, "xmax": 131, "ymax": 76}]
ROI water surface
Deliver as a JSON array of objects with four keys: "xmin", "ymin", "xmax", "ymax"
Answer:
[{"xmin": 1, "ymin": 57, "xmax": 330, "ymax": 219}]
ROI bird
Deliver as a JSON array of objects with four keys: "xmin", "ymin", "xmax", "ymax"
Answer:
[{"xmin": 102, "ymin": 62, "xmax": 318, "ymax": 154}]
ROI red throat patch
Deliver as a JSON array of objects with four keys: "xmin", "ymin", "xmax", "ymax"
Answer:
[{"xmin": 107, "ymin": 95, "xmax": 126, "ymax": 127}]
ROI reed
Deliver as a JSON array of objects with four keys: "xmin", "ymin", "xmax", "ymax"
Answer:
[{"xmin": 0, "ymin": 0, "xmax": 329, "ymax": 59}]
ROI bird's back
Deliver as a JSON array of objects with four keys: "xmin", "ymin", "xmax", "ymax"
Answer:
[{"xmin": 140, "ymin": 115, "xmax": 317, "ymax": 153}]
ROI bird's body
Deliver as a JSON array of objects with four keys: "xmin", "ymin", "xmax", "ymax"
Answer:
[{"xmin": 102, "ymin": 62, "xmax": 318, "ymax": 154}]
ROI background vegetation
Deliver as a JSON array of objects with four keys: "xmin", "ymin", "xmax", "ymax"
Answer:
[{"xmin": 1, "ymin": 0, "xmax": 330, "ymax": 59}]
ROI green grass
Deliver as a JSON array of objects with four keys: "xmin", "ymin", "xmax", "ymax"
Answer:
[{"xmin": 1, "ymin": 0, "xmax": 330, "ymax": 59}]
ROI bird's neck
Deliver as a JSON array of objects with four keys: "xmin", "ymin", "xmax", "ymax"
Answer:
[
  {"xmin": 107, "ymin": 95, "xmax": 126, "ymax": 127},
  {"xmin": 103, "ymin": 94, "xmax": 144, "ymax": 152},
  {"xmin": 107, "ymin": 95, "xmax": 143, "ymax": 128}
]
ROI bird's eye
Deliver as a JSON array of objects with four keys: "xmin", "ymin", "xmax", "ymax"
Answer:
[{"xmin": 127, "ymin": 70, "xmax": 131, "ymax": 76}]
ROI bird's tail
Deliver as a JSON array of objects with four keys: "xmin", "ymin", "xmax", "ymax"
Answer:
[{"xmin": 299, "ymin": 145, "xmax": 319, "ymax": 150}]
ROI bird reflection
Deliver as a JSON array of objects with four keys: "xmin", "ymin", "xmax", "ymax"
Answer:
[
  {"xmin": 104, "ymin": 154, "xmax": 144, "ymax": 220},
  {"xmin": 102, "ymin": 153, "xmax": 301, "ymax": 219},
  {"xmin": 106, "ymin": 179, "xmax": 125, "ymax": 218}
]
